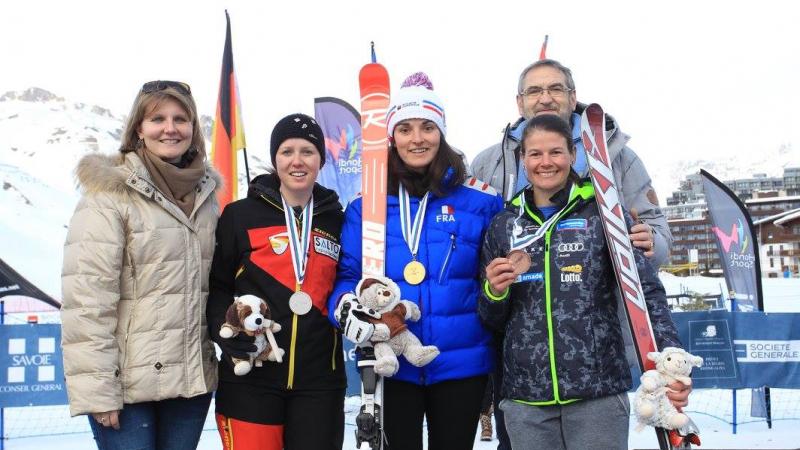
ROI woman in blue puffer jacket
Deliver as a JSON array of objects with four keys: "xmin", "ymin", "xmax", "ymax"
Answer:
[{"xmin": 327, "ymin": 72, "xmax": 503, "ymax": 450}]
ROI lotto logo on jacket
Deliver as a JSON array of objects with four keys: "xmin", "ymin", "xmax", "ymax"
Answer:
[{"xmin": 560, "ymin": 264, "xmax": 583, "ymax": 283}]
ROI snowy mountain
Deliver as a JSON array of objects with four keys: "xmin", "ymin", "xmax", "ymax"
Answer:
[{"xmin": 0, "ymin": 88, "xmax": 269, "ymax": 299}]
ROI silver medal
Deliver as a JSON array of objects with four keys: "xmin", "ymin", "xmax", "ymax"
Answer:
[{"xmin": 289, "ymin": 291, "xmax": 312, "ymax": 315}]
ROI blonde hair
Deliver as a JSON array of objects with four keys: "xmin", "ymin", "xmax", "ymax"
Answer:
[{"xmin": 118, "ymin": 86, "xmax": 205, "ymax": 156}]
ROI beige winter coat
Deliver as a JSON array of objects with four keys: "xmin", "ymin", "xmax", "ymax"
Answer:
[{"xmin": 61, "ymin": 152, "xmax": 220, "ymax": 416}]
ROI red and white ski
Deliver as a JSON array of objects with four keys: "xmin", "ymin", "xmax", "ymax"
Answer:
[
  {"xmin": 354, "ymin": 42, "xmax": 390, "ymax": 450},
  {"xmin": 581, "ymin": 103, "xmax": 699, "ymax": 450},
  {"xmin": 360, "ymin": 52, "xmax": 390, "ymax": 279}
]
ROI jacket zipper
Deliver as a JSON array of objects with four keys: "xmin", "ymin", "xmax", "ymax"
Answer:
[
  {"xmin": 261, "ymin": 193, "xmax": 304, "ymax": 390},
  {"xmin": 122, "ymin": 246, "xmax": 139, "ymax": 375},
  {"xmin": 541, "ymin": 198, "xmax": 581, "ymax": 404},
  {"xmin": 287, "ymin": 313, "xmax": 299, "ymax": 389},
  {"xmin": 437, "ymin": 234, "xmax": 457, "ymax": 284},
  {"xmin": 543, "ymin": 227, "xmax": 560, "ymax": 403}
]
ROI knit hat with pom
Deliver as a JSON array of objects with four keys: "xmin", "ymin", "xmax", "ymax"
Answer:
[{"xmin": 385, "ymin": 72, "xmax": 446, "ymax": 138}]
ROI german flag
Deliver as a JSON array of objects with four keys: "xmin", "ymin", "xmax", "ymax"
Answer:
[{"xmin": 211, "ymin": 10, "xmax": 247, "ymax": 209}]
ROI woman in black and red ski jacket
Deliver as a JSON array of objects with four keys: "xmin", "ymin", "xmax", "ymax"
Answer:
[{"xmin": 207, "ymin": 113, "xmax": 345, "ymax": 450}]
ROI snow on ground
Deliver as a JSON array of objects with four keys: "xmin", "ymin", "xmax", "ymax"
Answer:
[
  {"xmin": 659, "ymin": 272, "xmax": 799, "ymax": 312},
  {"xmin": 4, "ymin": 396, "xmax": 799, "ymax": 450},
  {"xmin": 5, "ymin": 389, "xmax": 800, "ymax": 449}
]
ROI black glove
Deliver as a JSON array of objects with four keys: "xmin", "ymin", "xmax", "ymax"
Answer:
[{"xmin": 209, "ymin": 319, "xmax": 257, "ymax": 361}]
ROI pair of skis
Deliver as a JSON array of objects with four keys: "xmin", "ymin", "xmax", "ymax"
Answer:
[
  {"xmin": 354, "ymin": 43, "xmax": 391, "ymax": 450},
  {"xmin": 581, "ymin": 103, "xmax": 700, "ymax": 450}
]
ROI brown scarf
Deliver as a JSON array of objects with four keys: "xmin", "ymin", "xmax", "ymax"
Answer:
[{"xmin": 135, "ymin": 146, "xmax": 206, "ymax": 217}]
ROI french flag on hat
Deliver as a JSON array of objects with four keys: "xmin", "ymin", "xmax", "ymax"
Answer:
[{"xmin": 386, "ymin": 72, "xmax": 447, "ymax": 138}]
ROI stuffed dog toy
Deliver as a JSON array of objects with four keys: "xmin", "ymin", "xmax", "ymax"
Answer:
[{"xmin": 220, "ymin": 295, "xmax": 285, "ymax": 375}]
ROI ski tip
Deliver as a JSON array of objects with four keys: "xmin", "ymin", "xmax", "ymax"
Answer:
[
  {"xmin": 585, "ymin": 103, "xmax": 603, "ymax": 116},
  {"xmin": 358, "ymin": 63, "xmax": 390, "ymax": 93},
  {"xmin": 582, "ymin": 103, "xmax": 606, "ymax": 128}
]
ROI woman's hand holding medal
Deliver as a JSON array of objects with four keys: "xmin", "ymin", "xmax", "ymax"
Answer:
[{"xmin": 485, "ymin": 253, "xmax": 526, "ymax": 298}]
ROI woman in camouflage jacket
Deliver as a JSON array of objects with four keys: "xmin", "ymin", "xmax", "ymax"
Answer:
[{"xmin": 478, "ymin": 114, "xmax": 686, "ymax": 450}]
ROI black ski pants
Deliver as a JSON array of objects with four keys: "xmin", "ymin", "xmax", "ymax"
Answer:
[{"xmin": 383, "ymin": 375, "xmax": 487, "ymax": 450}]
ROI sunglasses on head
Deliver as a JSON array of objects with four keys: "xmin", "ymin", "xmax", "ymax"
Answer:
[{"xmin": 140, "ymin": 80, "xmax": 191, "ymax": 95}]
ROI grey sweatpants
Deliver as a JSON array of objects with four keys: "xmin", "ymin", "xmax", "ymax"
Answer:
[{"xmin": 499, "ymin": 393, "xmax": 630, "ymax": 450}]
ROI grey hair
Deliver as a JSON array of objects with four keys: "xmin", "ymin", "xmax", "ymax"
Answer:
[{"xmin": 516, "ymin": 59, "xmax": 576, "ymax": 94}]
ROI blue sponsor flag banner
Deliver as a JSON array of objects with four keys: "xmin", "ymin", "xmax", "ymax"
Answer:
[
  {"xmin": 314, "ymin": 97, "xmax": 363, "ymax": 206},
  {"xmin": 0, "ymin": 324, "xmax": 67, "ymax": 407},
  {"xmin": 673, "ymin": 311, "xmax": 800, "ymax": 389},
  {"xmin": 700, "ymin": 170, "xmax": 763, "ymax": 311}
]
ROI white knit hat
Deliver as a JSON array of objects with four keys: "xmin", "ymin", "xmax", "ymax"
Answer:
[{"xmin": 385, "ymin": 72, "xmax": 446, "ymax": 138}]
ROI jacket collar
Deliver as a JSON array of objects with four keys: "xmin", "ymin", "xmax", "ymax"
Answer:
[
  {"xmin": 123, "ymin": 153, "xmax": 217, "ymax": 230},
  {"xmin": 509, "ymin": 178, "xmax": 594, "ymax": 222},
  {"xmin": 247, "ymin": 173, "xmax": 341, "ymax": 215}
]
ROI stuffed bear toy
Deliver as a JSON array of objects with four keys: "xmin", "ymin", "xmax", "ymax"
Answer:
[
  {"xmin": 633, "ymin": 347, "xmax": 703, "ymax": 431},
  {"xmin": 355, "ymin": 276, "xmax": 440, "ymax": 377},
  {"xmin": 220, "ymin": 294, "xmax": 285, "ymax": 376}
]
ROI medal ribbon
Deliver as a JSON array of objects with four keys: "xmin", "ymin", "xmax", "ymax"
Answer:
[
  {"xmin": 282, "ymin": 195, "xmax": 314, "ymax": 291},
  {"xmin": 509, "ymin": 185, "xmax": 576, "ymax": 251},
  {"xmin": 399, "ymin": 185, "xmax": 430, "ymax": 260}
]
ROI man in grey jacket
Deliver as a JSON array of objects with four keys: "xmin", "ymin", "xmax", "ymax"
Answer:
[{"xmin": 471, "ymin": 59, "xmax": 672, "ymax": 267}]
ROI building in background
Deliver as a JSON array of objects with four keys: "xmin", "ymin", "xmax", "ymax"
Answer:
[
  {"xmin": 724, "ymin": 173, "xmax": 783, "ymax": 201},
  {"xmin": 666, "ymin": 216, "xmax": 720, "ymax": 275},
  {"xmin": 754, "ymin": 208, "xmax": 800, "ymax": 278},
  {"xmin": 665, "ymin": 167, "xmax": 800, "ymax": 277}
]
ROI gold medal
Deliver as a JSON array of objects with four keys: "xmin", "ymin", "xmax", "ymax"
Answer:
[
  {"xmin": 507, "ymin": 250, "xmax": 531, "ymax": 275},
  {"xmin": 403, "ymin": 260, "xmax": 426, "ymax": 285}
]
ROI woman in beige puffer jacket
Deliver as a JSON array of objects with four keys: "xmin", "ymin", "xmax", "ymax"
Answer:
[{"xmin": 61, "ymin": 81, "xmax": 219, "ymax": 450}]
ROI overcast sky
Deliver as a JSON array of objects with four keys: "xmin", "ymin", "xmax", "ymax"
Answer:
[{"xmin": 5, "ymin": 0, "xmax": 799, "ymax": 196}]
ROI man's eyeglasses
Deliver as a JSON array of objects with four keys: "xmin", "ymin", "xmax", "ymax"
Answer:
[
  {"xmin": 141, "ymin": 80, "xmax": 192, "ymax": 96},
  {"xmin": 520, "ymin": 84, "xmax": 573, "ymax": 99}
]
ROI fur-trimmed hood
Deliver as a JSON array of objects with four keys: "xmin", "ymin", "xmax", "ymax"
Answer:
[{"xmin": 74, "ymin": 152, "xmax": 223, "ymax": 195}]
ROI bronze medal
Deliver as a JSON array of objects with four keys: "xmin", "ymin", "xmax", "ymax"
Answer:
[
  {"xmin": 403, "ymin": 260, "xmax": 426, "ymax": 285},
  {"xmin": 508, "ymin": 250, "xmax": 531, "ymax": 275}
]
